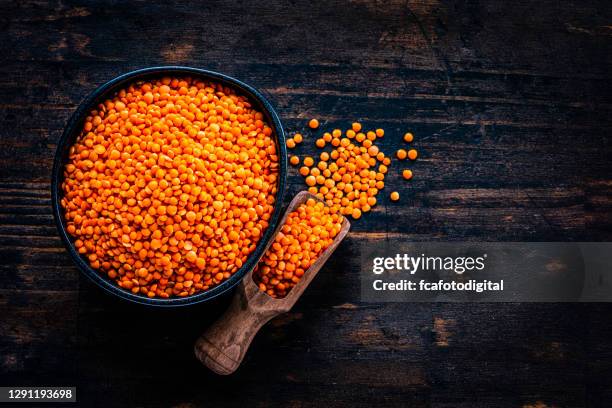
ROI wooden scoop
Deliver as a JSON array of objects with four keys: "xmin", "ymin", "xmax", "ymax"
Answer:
[{"xmin": 194, "ymin": 191, "xmax": 351, "ymax": 375}]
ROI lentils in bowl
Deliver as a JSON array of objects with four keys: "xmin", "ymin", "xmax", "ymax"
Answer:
[{"xmin": 59, "ymin": 74, "xmax": 283, "ymax": 300}]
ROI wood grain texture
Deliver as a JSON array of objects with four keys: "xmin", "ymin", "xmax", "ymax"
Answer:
[{"xmin": 1, "ymin": 0, "xmax": 611, "ymax": 406}]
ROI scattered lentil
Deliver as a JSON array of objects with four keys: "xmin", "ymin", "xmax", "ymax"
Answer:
[{"xmin": 298, "ymin": 125, "xmax": 390, "ymax": 219}]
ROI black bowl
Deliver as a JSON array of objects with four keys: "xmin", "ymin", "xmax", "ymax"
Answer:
[{"xmin": 51, "ymin": 66, "xmax": 287, "ymax": 306}]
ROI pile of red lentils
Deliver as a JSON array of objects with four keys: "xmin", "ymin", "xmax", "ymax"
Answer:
[
  {"xmin": 286, "ymin": 119, "xmax": 417, "ymax": 219},
  {"xmin": 61, "ymin": 77, "xmax": 279, "ymax": 298}
]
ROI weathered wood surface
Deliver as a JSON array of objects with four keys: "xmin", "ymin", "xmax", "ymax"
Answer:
[{"xmin": 1, "ymin": 0, "xmax": 611, "ymax": 406}]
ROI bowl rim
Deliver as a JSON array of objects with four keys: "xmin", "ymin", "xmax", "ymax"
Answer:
[{"xmin": 51, "ymin": 66, "xmax": 287, "ymax": 307}]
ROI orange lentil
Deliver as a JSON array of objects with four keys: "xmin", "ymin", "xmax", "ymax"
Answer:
[
  {"xmin": 293, "ymin": 133, "xmax": 303, "ymax": 144},
  {"xmin": 299, "ymin": 166, "xmax": 310, "ymax": 176},
  {"xmin": 253, "ymin": 198, "xmax": 343, "ymax": 298},
  {"xmin": 375, "ymin": 128, "xmax": 384, "ymax": 137},
  {"xmin": 390, "ymin": 191, "xmax": 400, "ymax": 201},
  {"xmin": 352, "ymin": 122, "xmax": 362, "ymax": 132},
  {"xmin": 61, "ymin": 77, "xmax": 279, "ymax": 299},
  {"xmin": 305, "ymin": 175, "xmax": 317, "ymax": 186},
  {"xmin": 303, "ymin": 156, "xmax": 314, "ymax": 167},
  {"xmin": 402, "ymin": 169, "xmax": 413, "ymax": 180},
  {"xmin": 309, "ymin": 118, "xmax": 320, "ymax": 129},
  {"xmin": 315, "ymin": 138, "xmax": 326, "ymax": 148},
  {"xmin": 286, "ymin": 138, "xmax": 296, "ymax": 149},
  {"xmin": 290, "ymin": 155, "xmax": 300, "ymax": 166},
  {"xmin": 403, "ymin": 132, "xmax": 414, "ymax": 143},
  {"xmin": 396, "ymin": 149, "xmax": 407, "ymax": 160},
  {"xmin": 408, "ymin": 149, "xmax": 418, "ymax": 160}
]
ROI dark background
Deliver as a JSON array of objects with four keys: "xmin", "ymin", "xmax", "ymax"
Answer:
[{"xmin": 1, "ymin": 0, "xmax": 612, "ymax": 406}]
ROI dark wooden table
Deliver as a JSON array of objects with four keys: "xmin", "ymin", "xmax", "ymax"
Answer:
[{"xmin": 2, "ymin": 1, "xmax": 612, "ymax": 406}]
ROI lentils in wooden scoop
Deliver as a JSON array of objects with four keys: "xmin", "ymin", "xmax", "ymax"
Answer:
[
  {"xmin": 253, "ymin": 198, "xmax": 343, "ymax": 298},
  {"xmin": 61, "ymin": 77, "xmax": 279, "ymax": 298}
]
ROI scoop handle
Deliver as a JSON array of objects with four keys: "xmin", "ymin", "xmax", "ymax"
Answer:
[{"xmin": 194, "ymin": 280, "xmax": 282, "ymax": 375}]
